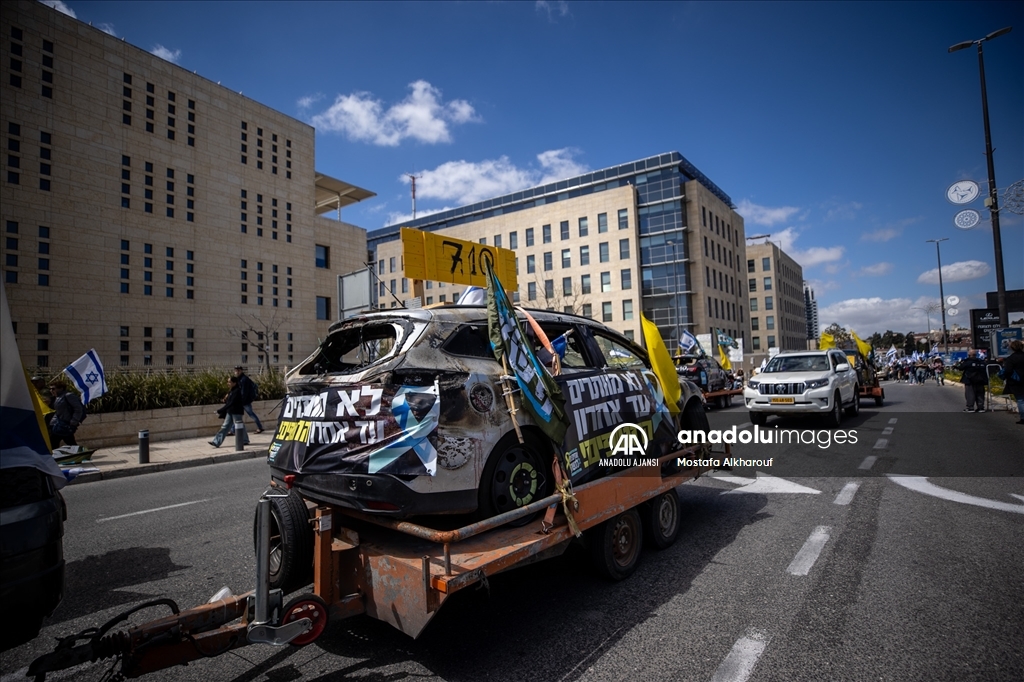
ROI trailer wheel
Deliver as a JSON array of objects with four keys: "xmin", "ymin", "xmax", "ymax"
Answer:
[
  {"xmin": 478, "ymin": 430, "xmax": 552, "ymax": 526},
  {"xmin": 588, "ymin": 508, "xmax": 643, "ymax": 581},
  {"xmin": 254, "ymin": 488, "xmax": 313, "ymax": 594},
  {"xmin": 281, "ymin": 594, "xmax": 329, "ymax": 646},
  {"xmin": 875, "ymin": 394, "xmax": 884, "ymax": 407},
  {"xmin": 643, "ymin": 491, "xmax": 681, "ymax": 550}
]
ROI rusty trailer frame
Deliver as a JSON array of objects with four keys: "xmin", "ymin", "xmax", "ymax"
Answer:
[{"xmin": 29, "ymin": 445, "xmax": 718, "ymax": 679}]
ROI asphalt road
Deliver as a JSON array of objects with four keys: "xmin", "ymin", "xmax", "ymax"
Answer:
[{"xmin": 2, "ymin": 379, "xmax": 1022, "ymax": 681}]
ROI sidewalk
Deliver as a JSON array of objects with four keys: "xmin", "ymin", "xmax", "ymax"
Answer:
[{"xmin": 64, "ymin": 429, "xmax": 274, "ymax": 485}]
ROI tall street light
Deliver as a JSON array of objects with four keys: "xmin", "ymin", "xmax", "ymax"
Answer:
[
  {"xmin": 949, "ymin": 26, "xmax": 1012, "ymax": 326},
  {"xmin": 926, "ymin": 238, "xmax": 950, "ymax": 355},
  {"xmin": 911, "ymin": 306, "xmax": 933, "ymax": 344}
]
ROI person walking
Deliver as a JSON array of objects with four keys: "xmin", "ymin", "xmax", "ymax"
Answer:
[
  {"xmin": 232, "ymin": 366, "xmax": 264, "ymax": 434},
  {"xmin": 998, "ymin": 340, "xmax": 1024, "ymax": 425},
  {"xmin": 956, "ymin": 349, "xmax": 989, "ymax": 412},
  {"xmin": 210, "ymin": 376, "xmax": 248, "ymax": 447},
  {"xmin": 48, "ymin": 378, "xmax": 86, "ymax": 447},
  {"xmin": 931, "ymin": 356, "xmax": 945, "ymax": 386}
]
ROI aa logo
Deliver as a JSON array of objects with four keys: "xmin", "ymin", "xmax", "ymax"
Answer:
[{"xmin": 610, "ymin": 423, "xmax": 648, "ymax": 457}]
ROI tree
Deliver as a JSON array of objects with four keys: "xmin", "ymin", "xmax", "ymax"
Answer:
[
  {"xmin": 903, "ymin": 333, "xmax": 916, "ymax": 355},
  {"xmin": 227, "ymin": 313, "xmax": 284, "ymax": 375},
  {"xmin": 821, "ymin": 323, "xmax": 852, "ymax": 347},
  {"xmin": 527, "ymin": 276, "xmax": 592, "ymax": 317}
]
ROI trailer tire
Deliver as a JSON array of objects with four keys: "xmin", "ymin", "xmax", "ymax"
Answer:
[
  {"xmin": 588, "ymin": 508, "xmax": 643, "ymax": 581},
  {"xmin": 478, "ymin": 430, "xmax": 552, "ymax": 526},
  {"xmin": 875, "ymin": 395, "xmax": 884, "ymax": 407},
  {"xmin": 643, "ymin": 491, "xmax": 681, "ymax": 550},
  {"xmin": 254, "ymin": 488, "xmax": 313, "ymax": 594},
  {"xmin": 281, "ymin": 593, "xmax": 329, "ymax": 646}
]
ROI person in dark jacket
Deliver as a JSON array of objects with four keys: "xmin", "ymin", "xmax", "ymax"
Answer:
[
  {"xmin": 48, "ymin": 378, "xmax": 86, "ymax": 447},
  {"xmin": 998, "ymin": 340, "xmax": 1024, "ymax": 424},
  {"xmin": 231, "ymin": 366, "xmax": 264, "ymax": 434},
  {"xmin": 956, "ymin": 349, "xmax": 989, "ymax": 412},
  {"xmin": 210, "ymin": 376, "xmax": 249, "ymax": 447}
]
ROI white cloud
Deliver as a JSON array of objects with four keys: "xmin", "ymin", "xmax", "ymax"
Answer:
[
  {"xmin": 400, "ymin": 148, "xmax": 589, "ymax": 208},
  {"xmin": 297, "ymin": 93, "xmax": 324, "ymax": 110},
  {"xmin": 861, "ymin": 228, "xmax": 900, "ymax": 242},
  {"xmin": 917, "ymin": 260, "xmax": 990, "ymax": 285},
  {"xmin": 536, "ymin": 1, "xmax": 570, "ymax": 21},
  {"xmin": 804, "ymin": 279, "xmax": 841, "ymax": 293},
  {"xmin": 39, "ymin": 0, "xmax": 75, "ymax": 18},
  {"xmin": 822, "ymin": 200, "xmax": 862, "ymax": 221},
  {"xmin": 311, "ymin": 80, "xmax": 479, "ymax": 146},
  {"xmin": 818, "ymin": 295, "xmax": 940, "ymax": 335},
  {"xmin": 858, "ymin": 262, "xmax": 893, "ymax": 276},
  {"xmin": 736, "ymin": 199, "xmax": 800, "ymax": 227},
  {"xmin": 151, "ymin": 45, "xmax": 182, "ymax": 63},
  {"xmin": 96, "ymin": 22, "xmax": 117, "ymax": 36},
  {"xmin": 766, "ymin": 226, "xmax": 845, "ymax": 268}
]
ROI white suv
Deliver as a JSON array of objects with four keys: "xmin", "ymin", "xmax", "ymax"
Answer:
[{"xmin": 744, "ymin": 350, "xmax": 859, "ymax": 427}]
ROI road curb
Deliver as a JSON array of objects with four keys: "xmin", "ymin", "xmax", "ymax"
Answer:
[{"xmin": 67, "ymin": 448, "xmax": 269, "ymax": 485}]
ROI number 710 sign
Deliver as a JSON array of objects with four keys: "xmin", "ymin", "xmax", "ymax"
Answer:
[{"xmin": 401, "ymin": 228, "xmax": 518, "ymax": 290}]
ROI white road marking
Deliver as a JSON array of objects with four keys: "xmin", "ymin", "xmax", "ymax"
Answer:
[
  {"xmin": 882, "ymin": 427, "xmax": 893, "ymax": 435},
  {"xmin": 859, "ymin": 456, "xmax": 877, "ymax": 470},
  {"xmin": 888, "ymin": 418, "xmax": 898, "ymax": 424},
  {"xmin": 873, "ymin": 438, "xmax": 888, "ymax": 449},
  {"xmin": 710, "ymin": 473, "xmax": 821, "ymax": 495},
  {"xmin": 711, "ymin": 629, "xmax": 769, "ymax": 682},
  {"xmin": 787, "ymin": 526, "xmax": 831, "ymax": 576},
  {"xmin": 887, "ymin": 476, "xmax": 1024, "ymax": 515},
  {"xmin": 96, "ymin": 498, "xmax": 213, "ymax": 523},
  {"xmin": 737, "ymin": 422, "xmax": 752, "ymax": 429},
  {"xmin": 833, "ymin": 482, "xmax": 860, "ymax": 506}
]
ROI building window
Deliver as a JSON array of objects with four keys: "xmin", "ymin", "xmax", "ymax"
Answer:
[
  {"xmin": 582, "ymin": 304, "xmax": 592, "ymax": 319},
  {"xmin": 525, "ymin": 228, "xmax": 534, "ymax": 247},
  {"xmin": 598, "ymin": 213, "xmax": 608, "ymax": 233},
  {"xmin": 315, "ymin": 244, "xmax": 329, "ymax": 268},
  {"xmin": 619, "ymin": 239, "xmax": 630, "ymax": 259},
  {"xmin": 38, "ymin": 274, "xmax": 49, "ymax": 286},
  {"xmin": 749, "ymin": 278, "xmax": 757, "ymax": 292},
  {"xmin": 543, "ymin": 224, "xmax": 551, "ymax": 244},
  {"xmin": 601, "ymin": 301, "xmax": 612, "ymax": 322},
  {"xmin": 316, "ymin": 296, "xmax": 331, "ymax": 320},
  {"xmin": 762, "ymin": 257, "xmax": 771, "ymax": 271},
  {"xmin": 526, "ymin": 255, "xmax": 535, "ymax": 274},
  {"xmin": 509, "ymin": 231, "xmax": 518, "ymax": 249},
  {"xmin": 621, "ymin": 269, "xmax": 632, "ymax": 290},
  {"xmin": 544, "ymin": 280, "xmax": 554, "ymax": 299},
  {"xmin": 543, "ymin": 252, "xmax": 552, "ymax": 271},
  {"xmin": 618, "ymin": 209, "xmax": 628, "ymax": 230},
  {"xmin": 560, "ymin": 221, "xmax": 569, "ymax": 241},
  {"xmin": 765, "ymin": 296, "xmax": 774, "ymax": 310},
  {"xmin": 562, "ymin": 277, "xmax": 572, "ymax": 296},
  {"xmin": 622, "ymin": 299, "xmax": 634, "ymax": 320},
  {"xmin": 580, "ymin": 245, "xmax": 590, "ymax": 266},
  {"xmin": 747, "ymin": 259, "xmax": 755, "ymax": 273},
  {"xmin": 599, "ymin": 242, "xmax": 609, "ymax": 263},
  {"xmin": 527, "ymin": 282, "xmax": 536, "ymax": 300},
  {"xmin": 751, "ymin": 317, "xmax": 759, "ymax": 331},
  {"xmin": 752, "ymin": 336, "xmax": 761, "ymax": 350},
  {"xmin": 581, "ymin": 274, "xmax": 591, "ymax": 295},
  {"xmin": 561, "ymin": 249, "xmax": 571, "ymax": 268},
  {"xmin": 493, "ymin": 234, "xmax": 501, "ymax": 248},
  {"xmin": 601, "ymin": 271, "xmax": 611, "ymax": 293},
  {"xmin": 750, "ymin": 298, "xmax": 758, "ymax": 311},
  {"xmin": 766, "ymin": 316, "xmax": 775, "ymax": 330},
  {"xmin": 763, "ymin": 277, "xmax": 772, "ymax": 291},
  {"xmin": 578, "ymin": 217, "xmax": 588, "ymax": 237}
]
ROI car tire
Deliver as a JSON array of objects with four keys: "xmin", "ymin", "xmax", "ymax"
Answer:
[
  {"xmin": 643, "ymin": 491, "xmax": 681, "ymax": 550},
  {"xmin": 750, "ymin": 412, "xmax": 768, "ymax": 426},
  {"xmin": 478, "ymin": 430, "xmax": 552, "ymax": 526},
  {"xmin": 254, "ymin": 487, "xmax": 314, "ymax": 594},
  {"xmin": 845, "ymin": 387, "xmax": 860, "ymax": 417},
  {"xmin": 826, "ymin": 391, "xmax": 843, "ymax": 428},
  {"xmin": 588, "ymin": 508, "xmax": 643, "ymax": 580},
  {"xmin": 724, "ymin": 393, "xmax": 733, "ymax": 408}
]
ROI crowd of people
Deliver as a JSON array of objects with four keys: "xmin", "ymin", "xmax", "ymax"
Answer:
[{"xmin": 885, "ymin": 355, "xmax": 947, "ymax": 386}]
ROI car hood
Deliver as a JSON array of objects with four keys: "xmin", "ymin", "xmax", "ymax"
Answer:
[{"xmin": 753, "ymin": 371, "xmax": 830, "ymax": 384}]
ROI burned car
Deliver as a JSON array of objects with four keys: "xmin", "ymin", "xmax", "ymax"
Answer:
[{"xmin": 268, "ymin": 307, "xmax": 707, "ymax": 521}]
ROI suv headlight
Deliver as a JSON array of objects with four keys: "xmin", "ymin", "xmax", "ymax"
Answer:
[
  {"xmin": 747, "ymin": 380, "xmax": 760, "ymax": 389},
  {"xmin": 805, "ymin": 378, "xmax": 829, "ymax": 389}
]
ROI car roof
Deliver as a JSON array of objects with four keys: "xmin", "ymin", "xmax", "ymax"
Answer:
[{"xmin": 328, "ymin": 304, "xmax": 625, "ymax": 335}]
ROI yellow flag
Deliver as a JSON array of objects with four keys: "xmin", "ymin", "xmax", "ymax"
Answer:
[
  {"xmin": 640, "ymin": 314, "xmax": 680, "ymax": 413},
  {"xmin": 819, "ymin": 332, "xmax": 835, "ymax": 350},
  {"xmin": 851, "ymin": 331, "xmax": 872, "ymax": 358},
  {"xmin": 718, "ymin": 344, "xmax": 732, "ymax": 371}
]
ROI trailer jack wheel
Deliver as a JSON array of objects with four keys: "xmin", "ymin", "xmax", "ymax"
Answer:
[{"xmin": 281, "ymin": 594, "xmax": 329, "ymax": 646}]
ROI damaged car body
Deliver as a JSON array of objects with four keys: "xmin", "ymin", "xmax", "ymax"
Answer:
[{"xmin": 268, "ymin": 306, "xmax": 706, "ymax": 519}]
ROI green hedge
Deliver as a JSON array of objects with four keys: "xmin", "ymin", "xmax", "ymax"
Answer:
[{"xmin": 32, "ymin": 368, "xmax": 286, "ymax": 413}]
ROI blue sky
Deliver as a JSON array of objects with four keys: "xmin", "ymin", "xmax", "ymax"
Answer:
[{"xmin": 52, "ymin": 1, "xmax": 1023, "ymax": 335}]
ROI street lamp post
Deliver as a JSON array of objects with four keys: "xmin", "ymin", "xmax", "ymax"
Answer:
[
  {"xmin": 912, "ymin": 306, "xmax": 933, "ymax": 346},
  {"xmin": 949, "ymin": 26, "xmax": 1012, "ymax": 326},
  {"xmin": 926, "ymin": 238, "xmax": 950, "ymax": 355}
]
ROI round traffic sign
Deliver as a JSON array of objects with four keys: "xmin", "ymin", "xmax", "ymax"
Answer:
[
  {"xmin": 947, "ymin": 308, "xmax": 958, "ymax": 316},
  {"xmin": 946, "ymin": 295, "xmax": 960, "ymax": 307},
  {"xmin": 954, "ymin": 209, "xmax": 981, "ymax": 230}
]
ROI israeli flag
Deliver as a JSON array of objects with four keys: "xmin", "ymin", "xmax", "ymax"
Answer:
[
  {"xmin": 886, "ymin": 345, "xmax": 898, "ymax": 359},
  {"xmin": 64, "ymin": 349, "xmax": 108, "ymax": 404},
  {"xmin": 680, "ymin": 330, "xmax": 700, "ymax": 354}
]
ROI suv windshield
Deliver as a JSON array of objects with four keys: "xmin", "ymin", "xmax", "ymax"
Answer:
[
  {"xmin": 298, "ymin": 321, "xmax": 404, "ymax": 374},
  {"xmin": 764, "ymin": 355, "xmax": 829, "ymax": 373}
]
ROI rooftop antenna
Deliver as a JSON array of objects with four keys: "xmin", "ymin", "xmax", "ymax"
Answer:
[{"xmin": 407, "ymin": 173, "xmax": 420, "ymax": 219}]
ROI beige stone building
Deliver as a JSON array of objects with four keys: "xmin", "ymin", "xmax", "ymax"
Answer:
[
  {"xmin": 744, "ymin": 240, "xmax": 807, "ymax": 366},
  {"xmin": 1, "ymin": 1, "xmax": 372, "ymax": 371},
  {"xmin": 370, "ymin": 153, "xmax": 749, "ymax": 351}
]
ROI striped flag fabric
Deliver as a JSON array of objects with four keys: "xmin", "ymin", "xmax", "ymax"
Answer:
[{"xmin": 64, "ymin": 349, "xmax": 108, "ymax": 404}]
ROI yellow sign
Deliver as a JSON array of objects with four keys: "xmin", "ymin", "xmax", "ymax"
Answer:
[{"xmin": 401, "ymin": 228, "xmax": 518, "ymax": 290}]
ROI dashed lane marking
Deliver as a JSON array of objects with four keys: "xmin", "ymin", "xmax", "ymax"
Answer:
[
  {"xmin": 710, "ymin": 629, "xmax": 769, "ymax": 682},
  {"xmin": 96, "ymin": 498, "xmax": 213, "ymax": 523},
  {"xmin": 888, "ymin": 418, "xmax": 898, "ymax": 424},
  {"xmin": 833, "ymin": 482, "xmax": 860, "ymax": 506},
  {"xmin": 859, "ymin": 456, "xmax": 878, "ymax": 470},
  {"xmin": 882, "ymin": 427, "xmax": 893, "ymax": 435},
  {"xmin": 873, "ymin": 438, "xmax": 888, "ymax": 449},
  {"xmin": 787, "ymin": 526, "xmax": 831, "ymax": 576}
]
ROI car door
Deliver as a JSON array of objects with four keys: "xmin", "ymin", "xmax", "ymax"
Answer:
[{"xmin": 832, "ymin": 351, "xmax": 855, "ymax": 400}]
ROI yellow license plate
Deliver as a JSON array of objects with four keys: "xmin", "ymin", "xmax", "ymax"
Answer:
[{"xmin": 770, "ymin": 397, "xmax": 795, "ymax": 404}]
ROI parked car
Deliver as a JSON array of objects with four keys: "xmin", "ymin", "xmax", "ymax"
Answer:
[
  {"xmin": 675, "ymin": 354, "xmax": 729, "ymax": 394},
  {"xmin": 268, "ymin": 307, "xmax": 707, "ymax": 520},
  {"xmin": 0, "ymin": 466, "xmax": 66, "ymax": 650},
  {"xmin": 743, "ymin": 350, "xmax": 859, "ymax": 427}
]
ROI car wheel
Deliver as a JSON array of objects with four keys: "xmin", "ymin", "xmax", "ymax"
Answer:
[
  {"xmin": 845, "ymin": 386, "xmax": 860, "ymax": 417},
  {"xmin": 826, "ymin": 391, "xmax": 842, "ymax": 428},
  {"xmin": 478, "ymin": 431, "xmax": 552, "ymax": 526},
  {"xmin": 750, "ymin": 412, "xmax": 768, "ymax": 426},
  {"xmin": 724, "ymin": 393, "xmax": 733, "ymax": 408},
  {"xmin": 714, "ymin": 394, "xmax": 725, "ymax": 409},
  {"xmin": 253, "ymin": 487, "xmax": 313, "ymax": 594},
  {"xmin": 643, "ymin": 491, "xmax": 681, "ymax": 550},
  {"xmin": 588, "ymin": 508, "xmax": 643, "ymax": 580}
]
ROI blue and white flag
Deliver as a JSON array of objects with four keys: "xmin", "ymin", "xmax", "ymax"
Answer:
[
  {"xmin": 679, "ymin": 330, "xmax": 701, "ymax": 354},
  {"xmin": 886, "ymin": 345, "xmax": 898, "ymax": 359},
  {"xmin": 64, "ymin": 349, "xmax": 107, "ymax": 404},
  {"xmin": 929, "ymin": 344, "xmax": 939, "ymax": 356}
]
